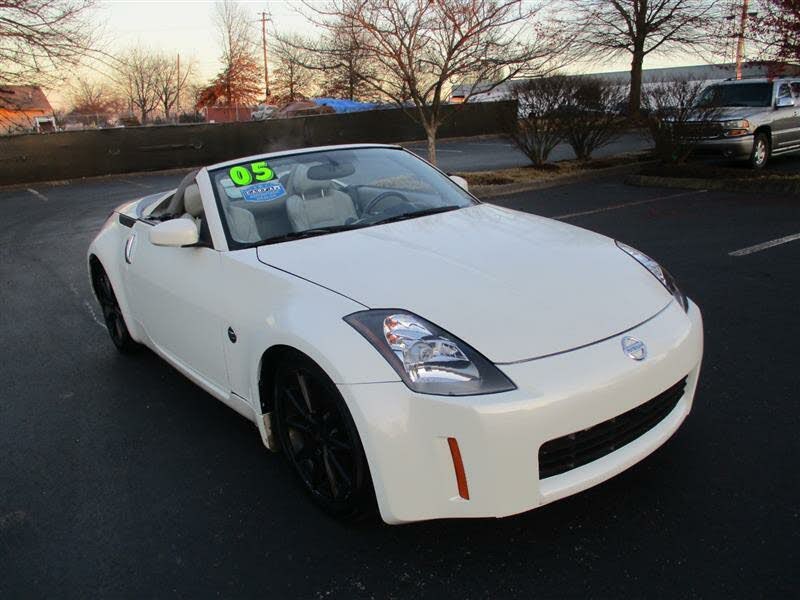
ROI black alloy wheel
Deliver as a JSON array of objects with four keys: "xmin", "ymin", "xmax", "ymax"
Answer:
[
  {"xmin": 274, "ymin": 355, "xmax": 374, "ymax": 519},
  {"xmin": 93, "ymin": 266, "xmax": 138, "ymax": 353}
]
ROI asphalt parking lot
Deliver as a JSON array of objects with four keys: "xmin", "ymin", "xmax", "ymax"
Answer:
[
  {"xmin": 402, "ymin": 132, "xmax": 649, "ymax": 171},
  {"xmin": 1, "ymin": 164, "xmax": 799, "ymax": 597}
]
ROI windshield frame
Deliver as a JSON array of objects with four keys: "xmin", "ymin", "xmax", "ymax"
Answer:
[{"xmin": 208, "ymin": 146, "xmax": 480, "ymax": 251}]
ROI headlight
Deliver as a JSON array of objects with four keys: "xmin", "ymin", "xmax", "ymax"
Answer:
[
  {"xmin": 720, "ymin": 119, "xmax": 750, "ymax": 129},
  {"xmin": 344, "ymin": 310, "xmax": 516, "ymax": 396},
  {"xmin": 616, "ymin": 241, "xmax": 688, "ymax": 312}
]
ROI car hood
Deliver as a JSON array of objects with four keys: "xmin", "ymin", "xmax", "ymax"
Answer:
[
  {"xmin": 714, "ymin": 107, "xmax": 761, "ymax": 120},
  {"xmin": 688, "ymin": 107, "xmax": 759, "ymax": 121},
  {"xmin": 256, "ymin": 204, "xmax": 671, "ymax": 363}
]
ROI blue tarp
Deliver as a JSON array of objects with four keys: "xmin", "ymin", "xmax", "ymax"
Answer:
[{"xmin": 312, "ymin": 98, "xmax": 381, "ymax": 113}]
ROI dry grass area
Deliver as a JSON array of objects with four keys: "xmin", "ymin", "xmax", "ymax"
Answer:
[{"xmin": 454, "ymin": 153, "xmax": 648, "ymax": 188}]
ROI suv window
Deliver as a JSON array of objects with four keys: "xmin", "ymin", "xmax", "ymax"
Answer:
[
  {"xmin": 777, "ymin": 83, "xmax": 792, "ymax": 102},
  {"xmin": 697, "ymin": 82, "xmax": 773, "ymax": 108}
]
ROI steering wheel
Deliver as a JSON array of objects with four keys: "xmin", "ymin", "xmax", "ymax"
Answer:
[{"xmin": 363, "ymin": 190, "xmax": 411, "ymax": 216}]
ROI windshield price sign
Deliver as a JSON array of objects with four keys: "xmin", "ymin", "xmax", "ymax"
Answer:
[{"xmin": 229, "ymin": 161, "xmax": 274, "ymax": 186}]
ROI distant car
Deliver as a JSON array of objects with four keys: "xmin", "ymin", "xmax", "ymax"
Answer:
[
  {"xmin": 692, "ymin": 77, "xmax": 800, "ymax": 168},
  {"xmin": 251, "ymin": 104, "xmax": 278, "ymax": 121},
  {"xmin": 277, "ymin": 100, "xmax": 335, "ymax": 118},
  {"xmin": 87, "ymin": 144, "xmax": 703, "ymax": 524}
]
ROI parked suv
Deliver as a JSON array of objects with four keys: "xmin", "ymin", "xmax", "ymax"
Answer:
[{"xmin": 693, "ymin": 77, "xmax": 800, "ymax": 169}]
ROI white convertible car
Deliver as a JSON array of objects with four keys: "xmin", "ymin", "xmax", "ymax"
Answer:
[{"xmin": 88, "ymin": 144, "xmax": 703, "ymax": 524}]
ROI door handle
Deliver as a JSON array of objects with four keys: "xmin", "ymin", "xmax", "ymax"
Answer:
[{"xmin": 124, "ymin": 234, "xmax": 137, "ymax": 264}]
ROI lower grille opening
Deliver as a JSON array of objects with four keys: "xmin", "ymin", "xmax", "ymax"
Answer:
[{"xmin": 538, "ymin": 377, "xmax": 688, "ymax": 480}]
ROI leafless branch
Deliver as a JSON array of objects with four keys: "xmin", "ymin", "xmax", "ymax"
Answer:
[
  {"xmin": 299, "ymin": 0, "xmax": 566, "ymax": 164},
  {"xmin": 558, "ymin": 0, "xmax": 725, "ymax": 114},
  {"xmin": 0, "ymin": 0, "xmax": 100, "ymax": 85}
]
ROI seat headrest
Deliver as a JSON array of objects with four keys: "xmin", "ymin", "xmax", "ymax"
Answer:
[
  {"xmin": 184, "ymin": 184, "xmax": 204, "ymax": 217},
  {"xmin": 165, "ymin": 169, "xmax": 201, "ymax": 215},
  {"xmin": 289, "ymin": 164, "xmax": 332, "ymax": 197}
]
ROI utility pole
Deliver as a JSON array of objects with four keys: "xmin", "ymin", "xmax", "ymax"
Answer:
[
  {"xmin": 734, "ymin": 0, "xmax": 757, "ymax": 80},
  {"xmin": 176, "ymin": 53, "xmax": 181, "ymax": 117},
  {"xmin": 261, "ymin": 11, "xmax": 271, "ymax": 99}
]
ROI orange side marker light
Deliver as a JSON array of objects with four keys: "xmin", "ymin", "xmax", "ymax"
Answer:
[{"xmin": 447, "ymin": 437, "xmax": 470, "ymax": 500}]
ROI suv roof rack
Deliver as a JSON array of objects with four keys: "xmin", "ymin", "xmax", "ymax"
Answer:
[{"xmin": 723, "ymin": 75, "xmax": 792, "ymax": 82}]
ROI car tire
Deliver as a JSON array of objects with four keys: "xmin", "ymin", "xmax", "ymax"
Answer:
[
  {"xmin": 93, "ymin": 265, "xmax": 139, "ymax": 353},
  {"xmin": 749, "ymin": 132, "xmax": 770, "ymax": 169},
  {"xmin": 273, "ymin": 354, "xmax": 375, "ymax": 520}
]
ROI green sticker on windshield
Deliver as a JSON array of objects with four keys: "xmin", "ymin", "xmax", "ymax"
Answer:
[{"xmin": 229, "ymin": 161, "xmax": 274, "ymax": 186}]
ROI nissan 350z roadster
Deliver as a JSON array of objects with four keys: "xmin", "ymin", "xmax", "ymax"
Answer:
[{"xmin": 88, "ymin": 144, "xmax": 703, "ymax": 524}]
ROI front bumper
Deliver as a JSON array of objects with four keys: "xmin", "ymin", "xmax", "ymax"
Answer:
[
  {"xmin": 339, "ymin": 300, "xmax": 703, "ymax": 524},
  {"xmin": 694, "ymin": 134, "xmax": 754, "ymax": 158}
]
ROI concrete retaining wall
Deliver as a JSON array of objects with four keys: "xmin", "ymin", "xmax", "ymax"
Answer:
[{"xmin": 0, "ymin": 101, "xmax": 515, "ymax": 185}]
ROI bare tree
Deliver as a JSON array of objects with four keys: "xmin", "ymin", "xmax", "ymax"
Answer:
[
  {"xmin": 302, "ymin": 0, "xmax": 564, "ymax": 164},
  {"xmin": 271, "ymin": 34, "xmax": 316, "ymax": 102},
  {"xmin": 114, "ymin": 46, "xmax": 160, "ymax": 124},
  {"xmin": 642, "ymin": 78, "xmax": 722, "ymax": 163},
  {"xmin": 70, "ymin": 77, "xmax": 112, "ymax": 111},
  {"xmin": 0, "ymin": 0, "xmax": 99, "ymax": 85},
  {"xmin": 269, "ymin": 25, "xmax": 379, "ymax": 101},
  {"xmin": 212, "ymin": 0, "xmax": 262, "ymax": 105},
  {"xmin": 67, "ymin": 76, "xmax": 123, "ymax": 126},
  {"xmin": 152, "ymin": 55, "xmax": 195, "ymax": 120},
  {"xmin": 559, "ymin": 77, "xmax": 627, "ymax": 161},
  {"xmin": 312, "ymin": 26, "xmax": 378, "ymax": 100},
  {"xmin": 560, "ymin": 0, "xmax": 722, "ymax": 115},
  {"xmin": 754, "ymin": 0, "xmax": 800, "ymax": 62},
  {"xmin": 507, "ymin": 75, "xmax": 570, "ymax": 166}
]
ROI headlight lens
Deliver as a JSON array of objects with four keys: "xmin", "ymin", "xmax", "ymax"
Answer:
[
  {"xmin": 616, "ymin": 241, "xmax": 689, "ymax": 312},
  {"xmin": 721, "ymin": 119, "xmax": 750, "ymax": 129},
  {"xmin": 344, "ymin": 310, "xmax": 516, "ymax": 396}
]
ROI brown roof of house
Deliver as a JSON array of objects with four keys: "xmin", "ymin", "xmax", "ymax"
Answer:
[{"xmin": 0, "ymin": 86, "xmax": 53, "ymax": 113}]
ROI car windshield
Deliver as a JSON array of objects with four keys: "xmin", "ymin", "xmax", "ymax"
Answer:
[
  {"xmin": 696, "ymin": 83, "xmax": 773, "ymax": 108},
  {"xmin": 208, "ymin": 147, "xmax": 476, "ymax": 248}
]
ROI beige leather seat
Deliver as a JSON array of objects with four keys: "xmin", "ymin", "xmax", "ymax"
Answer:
[
  {"xmin": 181, "ymin": 183, "xmax": 204, "ymax": 227},
  {"xmin": 224, "ymin": 203, "xmax": 261, "ymax": 243},
  {"xmin": 182, "ymin": 181, "xmax": 260, "ymax": 244},
  {"xmin": 285, "ymin": 164, "xmax": 358, "ymax": 231}
]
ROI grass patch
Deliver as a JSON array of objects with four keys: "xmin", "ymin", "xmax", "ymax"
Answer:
[
  {"xmin": 640, "ymin": 162, "xmax": 800, "ymax": 181},
  {"xmin": 459, "ymin": 173, "xmax": 516, "ymax": 186}
]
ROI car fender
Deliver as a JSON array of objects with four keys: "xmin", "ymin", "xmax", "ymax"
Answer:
[
  {"xmin": 216, "ymin": 248, "xmax": 400, "ymax": 402},
  {"xmin": 220, "ymin": 260, "xmax": 402, "ymax": 451},
  {"xmin": 87, "ymin": 213, "xmax": 146, "ymax": 343}
]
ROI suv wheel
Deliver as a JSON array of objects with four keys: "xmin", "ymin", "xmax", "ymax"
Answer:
[{"xmin": 750, "ymin": 133, "xmax": 770, "ymax": 169}]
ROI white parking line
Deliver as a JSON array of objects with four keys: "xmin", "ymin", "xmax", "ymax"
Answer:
[
  {"xmin": 120, "ymin": 178, "xmax": 152, "ymax": 189},
  {"xmin": 83, "ymin": 300, "xmax": 107, "ymax": 329},
  {"xmin": 26, "ymin": 188, "xmax": 47, "ymax": 201},
  {"xmin": 69, "ymin": 282, "xmax": 106, "ymax": 329},
  {"xmin": 729, "ymin": 233, "xmax": 800, "ymax": 257},
  {"xmin": 553, "ymin": 189, "xmax": 707, "ymax": 220}
]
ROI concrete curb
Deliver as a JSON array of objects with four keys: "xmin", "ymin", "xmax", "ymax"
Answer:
[
  {"xmin": 473, "ymin": 159, "xmax": 656, "ymax": 199},
  {"xmin": 625, "ymin": 174, "xmax": 800, "ymax": 195}
]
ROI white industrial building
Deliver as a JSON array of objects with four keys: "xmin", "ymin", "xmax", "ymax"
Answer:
[{"xmin": 450, "ymin": 61, "xmax": 800, "ymax": 104}]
